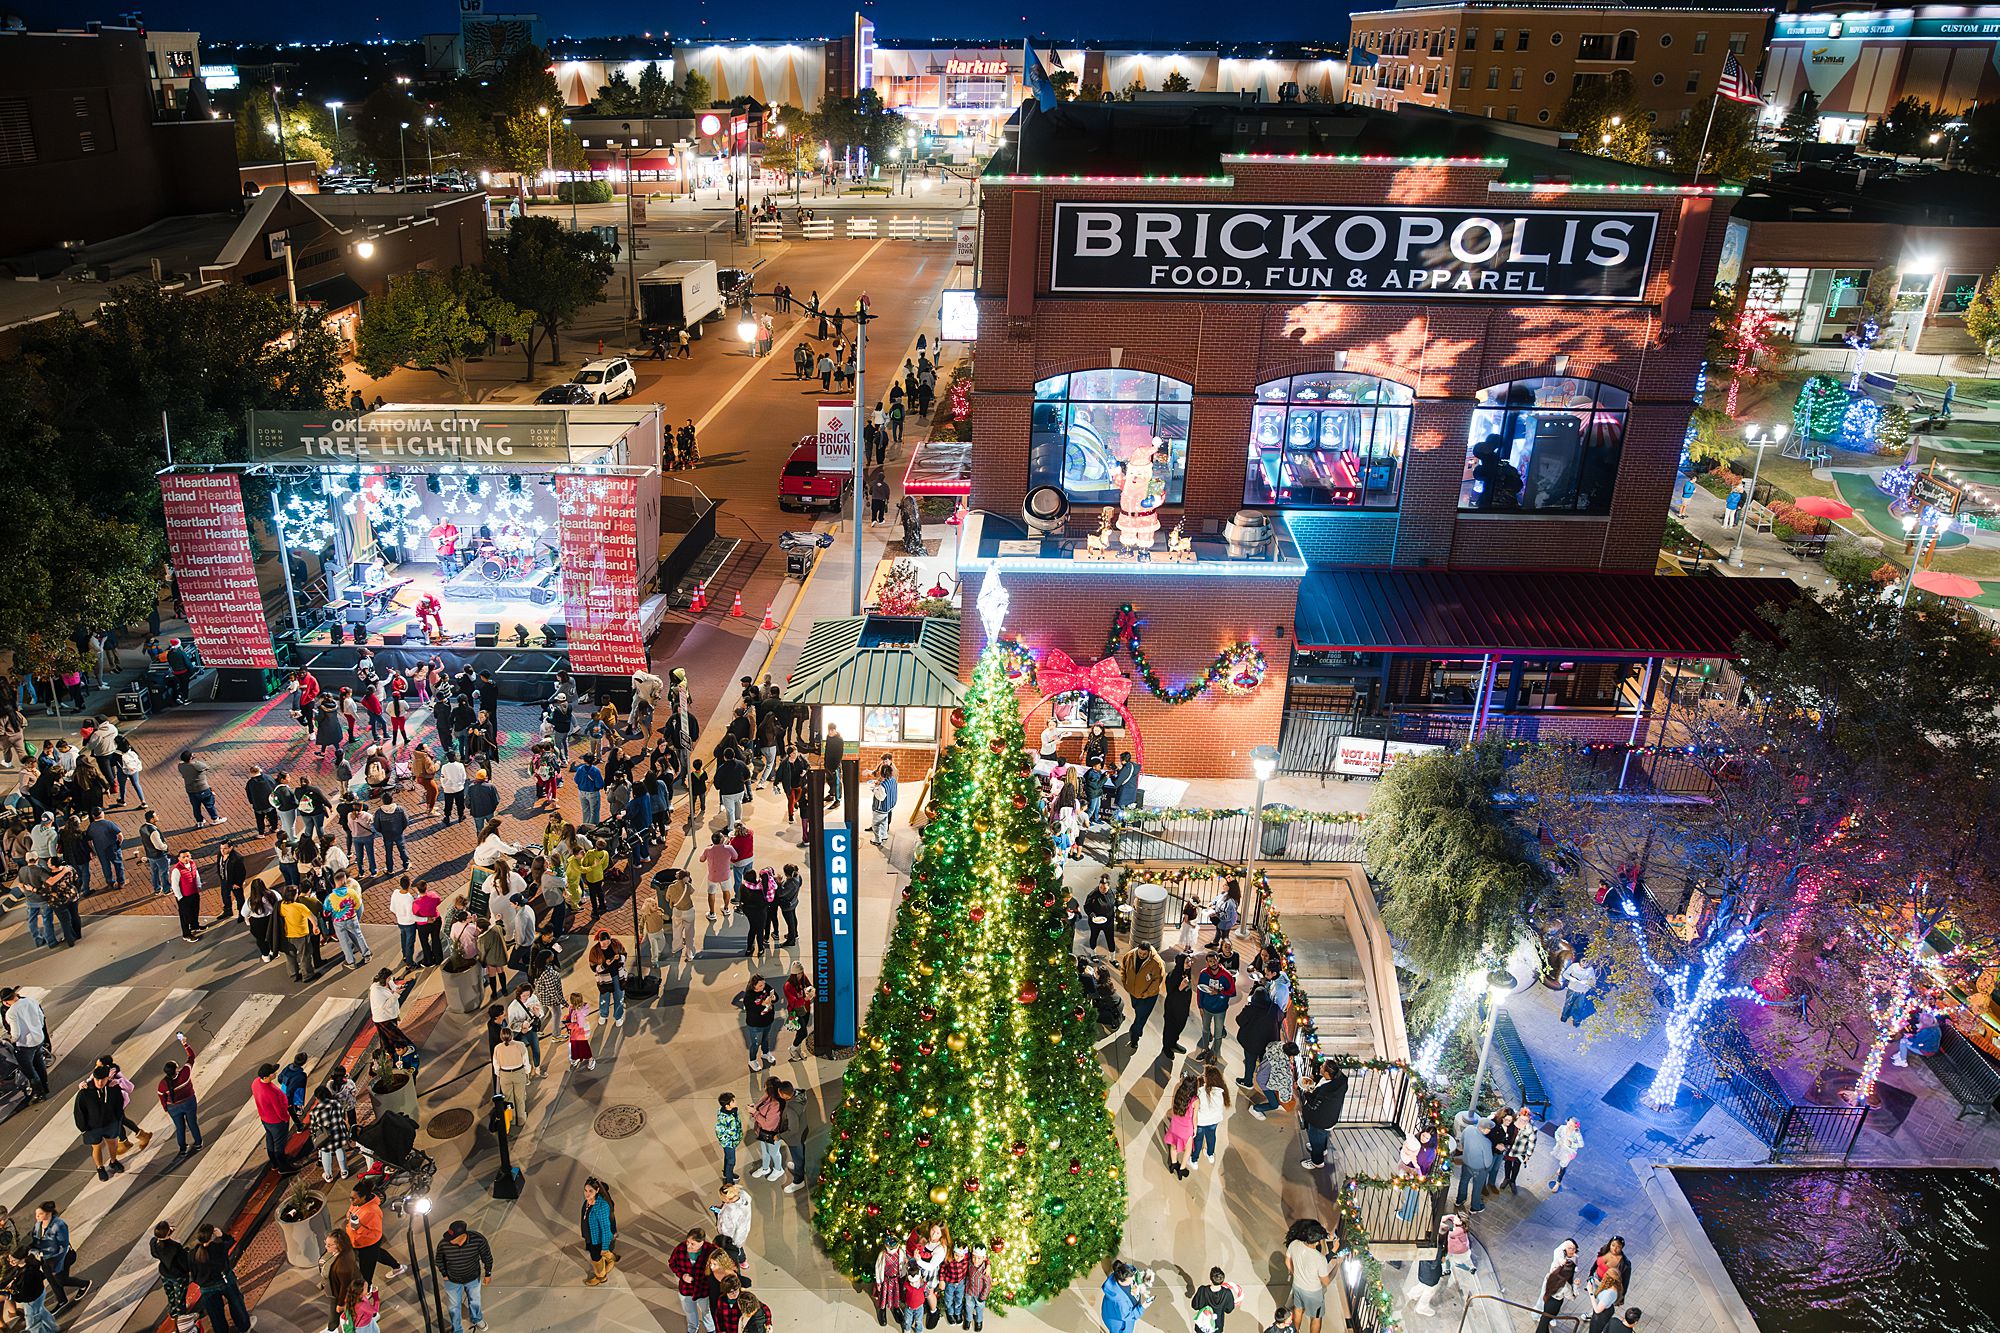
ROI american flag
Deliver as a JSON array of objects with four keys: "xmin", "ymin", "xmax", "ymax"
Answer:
[{"xmin": 1717, "ymin": 52, "xmax": 1763, "ymax": 105}]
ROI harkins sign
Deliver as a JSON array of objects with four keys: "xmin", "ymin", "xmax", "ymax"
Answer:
[{"xmin": 1049, "ymin": 201, "xmax": 1659, "ymax": 302}]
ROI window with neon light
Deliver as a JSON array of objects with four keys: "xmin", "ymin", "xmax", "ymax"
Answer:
[
  {"xmin": 1245, "ymin": 372, "xmax": 1412, "ymax": 510},
  {"xmin": 1460, "ymin": 377, "xmax": 1628, "ymax": 514},
  {"xmin": 1029, "ymin": 369, "xmax": 1191, "ymax": 506}
]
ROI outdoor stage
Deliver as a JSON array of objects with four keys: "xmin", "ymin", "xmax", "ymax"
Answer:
[{"xmin": 162, "ymin": 405, "xmax": 669, "ymax": 700}]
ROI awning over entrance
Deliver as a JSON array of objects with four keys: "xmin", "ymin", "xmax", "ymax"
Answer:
[
  {"xmin": 788, "ymin": 614, "xmax": 966, "ymax": 707},
  {"xmin": 1293, "ymin": 569, "xmax": 1799, "ymax": 658},
  {"xmin": 300, "ymin": 272, "xmax": 368, "ymax": 310}
]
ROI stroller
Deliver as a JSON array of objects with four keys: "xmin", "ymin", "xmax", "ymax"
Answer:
[
  {"xmin": 0, "ymin": 1039, "xmax": 33, "ymax": 1126},
  {"xmin": 354, "ymin": 1110, "xmax": 436, "ymax": 1199}
]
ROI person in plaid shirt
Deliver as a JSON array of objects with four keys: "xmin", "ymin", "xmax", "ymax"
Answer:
[
  {"xmin": 310, "ymin": 1084, "xmax": 356, "ymax": 1182},
  {"xmin": 670, "ymin": 1227, "xmax": 715, "ymax": 1333},
  {"xmin": 938, "ymin": 1246, "xmax": 971, "ymax": 1326},
  {"xmin": 871, "ymin": 1237, "xmax": 908, "ymax": 1327},
  {"xmin": 711, "ymin": 1277, "xmax": 747, "ymax": 1333}
]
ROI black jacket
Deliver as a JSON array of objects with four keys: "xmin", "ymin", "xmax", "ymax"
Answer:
[
  {"xmin": 1160, "ymin": 961, "xmax": 1193, "ymax": 1027},
  {"xmin": 374, "ymin": 805, "xmax": 410, "ymax": 840},
  {"xmin": 73, "ymin": 1081, "xmax": 125, "ymax": 1134},
  {"xmin": 1300, "ymin": 1070, "xmax": 1349, "ymax": 1129},
  {"xmin": 245, "ymin": 773, "xmax": 275, "ymax": 810},
  {"xmin": 1234, "ymin": 992, "xmax": 1283, "ymax": 1063},
  {"xmin": 435, "ymin": 1230, "xmax": 494, "ymax": 1284}
]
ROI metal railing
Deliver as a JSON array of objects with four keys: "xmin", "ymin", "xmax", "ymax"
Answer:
[
  {"xmin": 1107, "ymin": 812, "xmax": 1366, "ymax": 866},
  {"xmin": 1682, "ymin": 1024, "xmax": 1868, "ymax": 1159},
  {"xmin": 1459, "ymin": 1294, "xmax": 1582, "ymax": 1333},
  {"xmin": 1330, "ymin": 1064, "xmax": 1445, "ymax": 1246}
]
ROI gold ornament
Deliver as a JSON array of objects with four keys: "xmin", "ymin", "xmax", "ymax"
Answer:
[
  {"xmin": 929, "ymin": 1185, "xmax": 952, "ymax": 1205},
  {"xmin": 946, "ymin": 1032, "xmax": 967, "ymax": 1052}
]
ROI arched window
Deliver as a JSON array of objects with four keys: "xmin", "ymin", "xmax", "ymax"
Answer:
[
  {"xmin": 1246, "ymin": 371, "xmax": 1414, "ymax": 509},
  {"xmin": 1030, "ymin": 369, "xmax": 1192, "ymax": 506},
  {"xmin": 1460, "ymin": 377, "xmax": 1629, "ymax": 514},
  {"xmin": 1615, "ymin": 30, "xmax": 1638, "ymax": 61}
]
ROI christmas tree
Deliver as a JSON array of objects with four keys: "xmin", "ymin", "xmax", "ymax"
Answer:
[{"xmin": 813, "ymin": 646, "xmax": 1125, "ymax": 1307}]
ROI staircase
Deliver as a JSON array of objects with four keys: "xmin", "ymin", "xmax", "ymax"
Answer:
[
  {"xmin": 1267, "ymin": 864, "xmax": 1410, "ymax": 1064},
  {"xmin": 1290, "ymin": 940, "xmax": 1382, "ymax": 1060}
]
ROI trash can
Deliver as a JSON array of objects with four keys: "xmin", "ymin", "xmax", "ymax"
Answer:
[{"xmin": 1129, "ymin": 882, "xmax": 1169, "ymax": 949}]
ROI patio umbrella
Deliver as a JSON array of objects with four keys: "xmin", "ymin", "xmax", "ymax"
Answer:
[
  {"xmin": 1793, "ymin": 495, "xmax": 1855, "ymax": 520},
  {"xmin": 1912, "ymin": 569, "xmax": 1984, "ymax": 599}
]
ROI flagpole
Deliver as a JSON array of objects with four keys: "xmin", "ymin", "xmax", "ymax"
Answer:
[{"xmin": 1692, "ymin": 89, "xmax": 1721, "ymax": 185}]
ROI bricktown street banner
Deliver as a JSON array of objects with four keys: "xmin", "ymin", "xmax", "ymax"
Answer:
[
  {"xmin": 554, "ymin": 474, "xmax": 645, "ymax": 675},
  {"xmin": 158, "ymin": 472, "xmax": 279, "ymax": 668}
]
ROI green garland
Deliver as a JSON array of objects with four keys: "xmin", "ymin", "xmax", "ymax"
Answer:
[{"xmin": 995, "ymin": 604, "xmax": 1267, "ymax": 706}]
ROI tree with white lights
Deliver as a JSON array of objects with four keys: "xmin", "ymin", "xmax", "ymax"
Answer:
[{"xmin": 1515, "ymin": 709, "xmax": 1845, "ymax": 1108}]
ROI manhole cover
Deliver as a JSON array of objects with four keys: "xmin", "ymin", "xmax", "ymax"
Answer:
[
  {"xmin": 594, "ymin": 1106, "xmax": 647, "ymax": 1140},
  {"xmin": 427, "ymin": 1108, "xmax": 476, "ymax": 1139}
]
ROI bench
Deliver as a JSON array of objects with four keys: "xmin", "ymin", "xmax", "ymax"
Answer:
[
  {"xmin": 1928, "ymin": 1025, "xmax": 2000, "ymax": 1121},
  {"xmin": 1490, "ymin": 1010, "xmax": 1552, "ymax": 1121},
  {"xmin": 1746, "ymin": 502, "xmax": 1775, "ymax": 533}
]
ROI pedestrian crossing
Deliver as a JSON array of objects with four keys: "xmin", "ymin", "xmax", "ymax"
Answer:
[{"xmin": 0, "ymin": 981, "xmax": 367, "ymax": 1326}]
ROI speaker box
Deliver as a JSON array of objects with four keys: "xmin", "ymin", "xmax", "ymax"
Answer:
[
  {"xmin": 474, "ymin": 621, "xmax": 500, "ymax": 648},
  {"xmin": 383, "ymin": 631, "xmax": 406, "ymax": 646}
]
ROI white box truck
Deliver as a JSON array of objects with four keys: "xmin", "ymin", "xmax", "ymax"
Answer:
[{"xmin": 637, "ymin": 260, "xmax": 723, "ymax": 341}]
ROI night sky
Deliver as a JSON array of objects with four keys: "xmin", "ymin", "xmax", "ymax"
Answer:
[{"xmin": 27, "ymin": 0, "xmax": 1364, "ymax": 45}]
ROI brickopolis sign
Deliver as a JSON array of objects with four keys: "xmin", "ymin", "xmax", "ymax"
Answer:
[{"xmin": 1050, "ymin": 202, "xmax": 1659, "ymax": 302}]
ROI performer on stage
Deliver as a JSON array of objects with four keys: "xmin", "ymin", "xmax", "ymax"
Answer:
[
  {"xmin": 415, "ymin": 592, "xmax": 446, "ymax": 642},
  {"xmin": 430, "ymin": 518, "xmax": 462, "ymax": 572}
]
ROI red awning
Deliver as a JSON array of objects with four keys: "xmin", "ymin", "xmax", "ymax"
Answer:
[{"xmin": 1293, "ymin": 569, "xmax": 1798, "ymax": 659}]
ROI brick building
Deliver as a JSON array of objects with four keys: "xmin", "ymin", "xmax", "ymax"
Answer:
[
  {"xmin": 961, "ymin": 99, "xmax": 1792, "ymax": 776},
  {"xmin": 1722, "ymin": 165, "xmax": 2000, "ymax": 355},
  {"xmin": 1345, "ymin": 0, "xmax": 1772, "ymax": 131}
]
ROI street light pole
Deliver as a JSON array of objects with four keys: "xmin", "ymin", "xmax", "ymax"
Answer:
[
  {"xmin": 622, "ymin": 124, "xmax": 639, "ymax": 333},
  {"xmin": 272, "ymin": 83, "xmax": 290, "ymax": 191},
  {"xmin": 398, "ymin": 121, "xmax": 409, "ymax": 183},
  {"xmin": 1246, "ymin": 745, "xmax": 1280, "ymax": 895},
  {"xmin": 413, "ymin": 1197, "xmax": 446, "ymax": 1333},
  {"xmin": 402, "ymin": 1196, "xmax": 434, "ymax": 1333},
  {"xmin": 1899, "ymin": 507, "xmax": 1942, "ymax": 606},
  {"xmin": 850, "ymin": 305, "xmax": 870, "ymax": 615},
  {"xmin": 325, "ymin": 100, "xmax": 343, "ymax": 143},
  {"xmin": 1465, "ymin": 968, "xmax": 1518, "ymax": 1118},
  {"xmin": 538, "ymin": 105, "xmax": 553, "ymax": 203},
  {"xmin": 423, "ymin": 115, "xmax": 436, "ymax": 178},
  {"xmin": 1726, "ymin": 423, "xmax": 1787, "ymax": 568}
]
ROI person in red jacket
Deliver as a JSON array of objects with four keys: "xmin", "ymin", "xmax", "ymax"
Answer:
[
  {"xmin": 156, "ymin": 1034, "xmax": 203, "ymax": 1159},
  {"xmin": 669, "ymin": 1227, "xmax": 715, "ymax": 1332},
  {"xmin": 250, "ymin": 1064, "xmax": 292, "ymax": 1169}
]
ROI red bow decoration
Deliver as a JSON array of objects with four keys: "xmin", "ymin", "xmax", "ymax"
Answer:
[{"xmin": 1038, "ymin": 650, "xmax": 1132, "ymax": 707}]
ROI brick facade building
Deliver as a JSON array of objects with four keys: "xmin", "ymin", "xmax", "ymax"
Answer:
[{"xmin": 961, "ymin": 100, "xmax": 1792, "ymax": 776}]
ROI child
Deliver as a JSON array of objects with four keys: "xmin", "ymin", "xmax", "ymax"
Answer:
[
  {"xmin": 533, "ymin": 745, "xmax": 563, "ymax": 807},
  {"xmin": 714, "ymin": 1091, "xmax": 743, "ymax": 1185},
  {"xmin": 871, "ymin": 1237, "xmax": 908, "ymax": 1328},
  {"xmin": 564, "ymin": 992, "xmax": 595, "ymax": 1071},
  {"xmin": 690, "ymin": 759, "xmax": 710, "ymax": 816},
  {"xmin": 1192, "ymin": 1267, "xmax": 1240, "ymax": 1333},
  {"xmin": 939, "ymin": 1244, "xmax": 971, "ymax": 1328},
  {"xmin": 964, "ymin": 1246, "xmax": 990, "ymax": 1333},
  {"xmin": 899, "ymin": 1258, "xmax": 927, "ymax": 1333}
]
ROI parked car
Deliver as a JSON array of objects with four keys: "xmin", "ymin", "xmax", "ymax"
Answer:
[
  {"xmin": 778, "ymin": 436, "xmax": 849, "ymax": 512},
  {"xmin": 570, "ymin": 358, "xmax": 637, "ymax": 402},
  {"xmin": 716, "ymin": 266, "xmax": 753, "ymax": 299},
  {"xmin": 535, "ymin": 383, "xmax": 596, "ymax": 405}
]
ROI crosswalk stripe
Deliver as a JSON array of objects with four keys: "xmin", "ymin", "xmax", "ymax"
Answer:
[
  {"xmin": 58, "ymin": 992, "xmax": 288, "ymax": 1251},
  {"xmin": 72, "ymin": 994, "xmax": 360, "ymax": 1333},
  {"xmin": 0, "ymin": 987, "xmax": 199, "ymax": 1215}
]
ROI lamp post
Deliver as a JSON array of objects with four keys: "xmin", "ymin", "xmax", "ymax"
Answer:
[
  {"xmin": 1726, "ymin": 422, "xmax": 1786, "ymax": 568},
  {"xmin": 738, "ymin": 310, "xmax": 759, "ymax": 357},
  {"xmin": 398, "ymin": 121, "xmax": 410, "ymax": 183},
  {"xmin": 892, "ymin": 146, "xmax": 905, "ymax": 195},
  {"xmin": 272, "ymin": 83, "xmax": 291, "ymax": 191},
  {"xmin": 401, "ymin": 1195, "xmax": 434, "ymax": 1333},
  {"xmin": 538, "ymin": 105, "xmax": 553, "ymax": 201},
  {"xmin": 1245, "ymin": 744, "xmax": 1280, "ymax": 893},
  {"xmin": 1340, "ymin": 1251, "xmax": 1366, "ymax": 1333},
  {"xmin": 1899, "ymin": 506, "xmax": 1943, "ymax": 606},
  {"xmin": 422, "ymin": 115, "xmax": 436, "ymax": 179},
  {"xmin": 411, "ymin": 1195, "xmax": 445, "ymax": 1333},
  {"xmin": 325, "ymin": 99, "xmax": 343, "ymax": 142},
  {"xmin": 621, "ymin": 123, "xmax": 639, "ymax": 332},
  {"xmin": 1465, "ymin": 967, "xmax": 1519, "ymax": 1119}
]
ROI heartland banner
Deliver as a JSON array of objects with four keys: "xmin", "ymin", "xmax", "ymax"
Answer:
[
  {"xmin": 1050, "ymin": 202, "xmax": 1658, "ymax": 302},
  {"xmin": 553, "ymin": 474, "xmax": 645, "ymax": 675},
  {"xmin": 158, "ymin": 472, "xmax": 278, "ymax": 668}
]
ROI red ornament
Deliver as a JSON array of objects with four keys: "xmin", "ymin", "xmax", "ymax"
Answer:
[
  {"xmin": 1071, "ymin": 1007, "xmax": 1086, "ymax": 1023},
  {"xmin": 919, "ymin": 1043, "xmax": 935, "ymax": 1057},
  {"xmin": 920, "ymin": 1008, "xmax": 937, "ymax": 1022},
  {"xmin": 840, "ymin": 1130, "xmax": 852, "ymax": 1140},
  {"xmin": 1012, "ymin": 793, "xmax": 1028, "ymax": 809},
  {"xmin": 989, "ymin": 738, "xmax": 1006, "ymax": 754},
  {"xmin": 1017, "ymin": 984, "xmax": 1039, "ymax": 1004},
  {"xmin": 1065, "ymin": 1234, "xmax": 1079, "ymax": 1246},
  {"xmin": 968, "ymin": 907, "xmax": 986, "ymax": 923},
  {"xmin": 950, "ymin": 708, "xmax": 967, "ymax": 728},
  {"xmin": 918, "ymin": 1132, "xmax": 933, "ymax": 1148},
  {"xmin": 1042, "ymin": 894, "xmax": 1058, "ymax": 908},
  {"xmin": 1068, "ymin": 1158, "xmax": 1082, "ymax": 1175},
  {"xmin": 990, "ymin": 1239, "xmax": 1006, "ymax": 1253},
  {"xmin": 964, "ymin": 1177, "xmax": 981, "ymax": 1193},
  {"xmin": 890, "ymin": 1060, "xmax": 904, "ymax": 1073},
  {"xmin": 1010, "ymin": 1141, "xmax": 1028, "ymax": 1157},
  {"xmin": 867, "ymin": 1204, "xmax": 882, "ymax": 1216},
  {"xmin": 1016, "ymin": 874, "xmax": 1037, "ymax": 892}
]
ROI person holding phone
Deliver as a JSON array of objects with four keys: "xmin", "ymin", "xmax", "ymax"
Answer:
[{"xmin": 156, "ymin": 1034, "xmax": 203, "ymax": 1160}]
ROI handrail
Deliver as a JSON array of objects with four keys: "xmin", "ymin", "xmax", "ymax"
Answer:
[{"xmin": 1456, "ymin": 1292, "xmax": 1581, "ymax": 1333}]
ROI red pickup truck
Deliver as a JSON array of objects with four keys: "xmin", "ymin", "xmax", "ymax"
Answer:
[{"xmin": 778, "ymin": 436, "xmax": 851, "ymax": 512}]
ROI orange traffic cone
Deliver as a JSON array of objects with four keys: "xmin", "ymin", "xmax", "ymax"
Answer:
[
  {"xmin": 760, "ymin": 604, "xmax": 777, "ymax": 632},
  {"xmin": 689, "ymin": 582, "xmax": 708, "ymax": 614},
  {"xmin": 729, "ymin": 591, "xmax": 745, "ymax": 617}
]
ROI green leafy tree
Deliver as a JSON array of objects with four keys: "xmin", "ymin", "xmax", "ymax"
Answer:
[
  {"xmin": 1120, "ymin": 76, "xmax": 1147, "ymax": 101},
  {"xmin": 1365, "ymin": 744, "xmax": 1544, "ymax": 982},
  {"xmin": 636, "ymin": 63, "xmax": 672, "ymax": 115},
  {"xmin": 1664, "ymin": 100, "xmax": 1766, "ymax": 179},
  {"xmin": 1048, "ymin": 69, "xmax": 1078, "ymax": 102},
  {"xmin": 0, "ymin": 284, "xmax": 341, "ymax": 659},
  {"xmin": 1964, "ymin": 99, "xmax": 2000, "ymax": 172},
  {"xmin": 1559, "ymin": 74, "xmax": 1653, "ymax": 165},
  {"xmin": 1159, "ymin": 70, "xmax": 1192, "ymax": 94},
  {"xmin": 814, "ymin": 90, "xmax": 910, "ymax": 167},
  {"xmin": 1869, "ymin": 96, "xmax": 1940, "ymax": 156},
  {"xmin": 677, "ymin": 70, "xmax": 713, "ymax": 115},
  {"xmin": 762, "ymin": 104, "xmax": 811, "ymax": 174},
  {"xmin": 496, "ymin": 107, "xmax": 559, "ymax": 180},
  {"xmin": 1740, "ymin": 581, "xmax": 2000, "ymax": 778},
  {"xmin": 489, "ymin": 42, "xmax": 562, "ymax": 118},
  {"xmin": 1779, "ymin": 91, "xmax": 1820, "ymax": 160},
  {"xmin": 593, "ymin": 69, "xmax": 642, "ymax": 116},
  {"xmin": 813, "ymin": 648, "xmax": 1123, "ymax": 1308},
  {"xmin": 234, "ymin": 88, "xmax": 333, "ymax": 172},
  {"xmin": 1684, "ymin": 405, "xmax": 1740, "ymax": 471},
  {"xmin": 353, "ymin": 84, "xmax": 422, "ymax": 174},
  {"xmin": 357, "ymin": 268, "xmax": 530, "ymax": 402},
  {"xmin": 485, "ymin": 216, "xmax": 614, "ymax": 371},
  {"xmin": 1961, "ymin": 265, "xmax": 2000, "ymax": 357}
]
